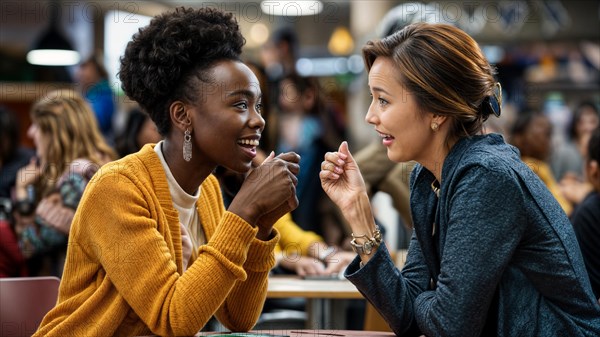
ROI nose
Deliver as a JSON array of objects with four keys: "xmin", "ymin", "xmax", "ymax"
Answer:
[
  {"xmin": 27, "ymin": 123, "xmax": 36, "ymax": 139},
  {"xmin": 249, "ymin": 108, "xmax": 265, "ymax": 132},
  {"xmin": 365, "ymin": 100, "xmax": 378, "ymax": 125}
]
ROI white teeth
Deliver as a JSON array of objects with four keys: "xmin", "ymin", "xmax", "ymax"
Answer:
[
  {"xmin": 238, "ymin": 139, "xmax": 259, "ymax": 146},
  {"xmin": 378, "ymin": 132, "xmax": 392, "ymax": 138}
]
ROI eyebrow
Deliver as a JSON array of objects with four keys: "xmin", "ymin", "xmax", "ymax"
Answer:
[
  {"xmin": 370, "ymin": 86, "xmax": 392, "ymax": 96},
  {"xmin": 225, "ymin": 89, "xmax": 262, "ymax": 100}
]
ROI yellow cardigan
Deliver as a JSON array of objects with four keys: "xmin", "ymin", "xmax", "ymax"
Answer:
[{"xmin": 35, "ymin": 144, "xmax": 279, "ymax": 337}]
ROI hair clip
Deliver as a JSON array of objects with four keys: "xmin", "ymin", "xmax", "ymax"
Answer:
[{"xmin": 481, "ymin": 82, "xmax": 502, "ymax": 118}]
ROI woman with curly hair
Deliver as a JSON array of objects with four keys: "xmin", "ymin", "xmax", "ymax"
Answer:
[
  {"xmin": 14, "ymin": 89, "xmax": 116, "ymax": 277},
  {"xmin": 35, "ymin": 7, "xmax": 299, "ymax": 337}
]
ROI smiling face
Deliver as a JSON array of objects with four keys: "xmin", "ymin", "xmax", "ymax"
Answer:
[
  {"xmin": 365, "ymin": 57, "xmax": 433, "ymax": 163},
  {"xmin": 188, "ymin": 60, "xmax": 265, "ymax": 173}
]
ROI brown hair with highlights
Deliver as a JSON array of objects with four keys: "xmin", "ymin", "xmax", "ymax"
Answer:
[{"xmin": 31, "ymin": 89, "xmax": 117, "ymax": 197}]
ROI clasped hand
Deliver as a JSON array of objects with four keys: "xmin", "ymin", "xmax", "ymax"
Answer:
[{"xmin": 229, "ymin": 152, "xmax": 300, "ymax": 240}]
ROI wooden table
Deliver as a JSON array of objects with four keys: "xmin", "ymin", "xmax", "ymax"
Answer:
[
  {"xmin": 266, "ymin": 276, "xmax": 365, "ymax": 329},
  {"xmin": 198, "ymin": 330, "xmax": 395, "ymax": 336}
]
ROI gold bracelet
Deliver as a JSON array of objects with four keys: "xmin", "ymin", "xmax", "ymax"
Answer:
[{"xmin": 350, "ymin": 226, "xmax": 382, "ymax": 255}]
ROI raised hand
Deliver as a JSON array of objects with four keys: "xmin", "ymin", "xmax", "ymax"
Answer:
[{"xmin": 320, "ymin": 141, "xmax": 368, "ymax": 212}]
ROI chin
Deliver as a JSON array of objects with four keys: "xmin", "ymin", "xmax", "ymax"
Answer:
[
  {"xmin": 386, "ymin": 149, "xmax": 405, "ymax": 163},
  {"xmin": 226, "ymin": 161, "xmax": 253, "ymax": 174}
]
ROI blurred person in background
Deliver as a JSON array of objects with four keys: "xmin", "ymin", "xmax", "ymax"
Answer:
[
  {"xmin": 14, "ymin": 89, "xmax": 116, "ymax": 277},
  {"xmin": 115, "ymin": 108, "xmax": 162, "ymax": 158},
  {"xmin": 510, "ymin": 110, "xmax": 573, "ymax": 215},
  {"xmin": 260, "ymin": 26, "xmax": 298, "ymax": 84},
  {"xmin": 552, "ymin": 101, "xmax": 600, "ymax": 181},
  {"xmin": 76, "ymin": 54, "xmax": 116, "ymax": 143},
  {"xmin": 0, "ymin": 106, "xmax": 32, "ymax": 277},
  {"xmin": 571, "ymin": 126, "xmax": 600, "ymax": 300},
  {"xmin": 320, "ymin": 22, "xmax": 600, "ymax": 335},
  {"xmin": 555, "ymin": 102, "xmax": 600, "ymax": 207},
  {"xmin": 0, "ymin": 105, "xmax": 35, "ymax": 199}
]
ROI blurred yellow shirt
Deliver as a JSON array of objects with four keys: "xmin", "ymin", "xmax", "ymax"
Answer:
[{"xmin": 522, "ymin": 156, "xmax": 573, "ymax": 215}]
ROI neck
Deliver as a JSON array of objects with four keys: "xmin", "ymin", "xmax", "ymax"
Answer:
[
  {"xmin": 162, "ymin": 138, "xmax": 212, "ymax": 195},
  {"xmin": 419, "ymin": 136, "xmax": 456, "ymax": 184},
  {"xmin": 421, "ymin": 159, "xmax": 444, "ymax": 184}
]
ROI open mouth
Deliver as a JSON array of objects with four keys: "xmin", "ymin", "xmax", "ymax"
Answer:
[
  {"xmin": 378, "ymin": 131, "xmax": 394, "ymax": 141},
  {"xmin": 237, "ymin": 137, "xmax": 260, "ymax": 159}
]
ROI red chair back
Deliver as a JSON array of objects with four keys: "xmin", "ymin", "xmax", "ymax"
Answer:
[{"xmin": 0, "ymin": 276, "xmax": 60, "ymax": 337}]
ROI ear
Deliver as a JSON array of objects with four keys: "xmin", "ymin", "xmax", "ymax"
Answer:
[
  {"xmin": 431, "ymin": 114, "xmax": 448, "ymax": 127},
  {"xmin": 169, "ymin": 101, "xmax": 191, "ymax": 132}
]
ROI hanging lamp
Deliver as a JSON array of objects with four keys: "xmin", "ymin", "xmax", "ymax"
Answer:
[{"xmin": 26, "ymin": 1, "xmax": 80, "ymax": 66}]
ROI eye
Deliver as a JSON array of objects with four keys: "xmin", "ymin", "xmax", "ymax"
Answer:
[
  {"xmin": 255, "ymin": 102, "xmax": 263, "ymax": 114},
  {"xmin": 378, "ymin": 97, "xmax": 389, "ymax": 107},
  {"xmin": 235, "ymin": 102, "xmax": 248, "ymax": 110}
]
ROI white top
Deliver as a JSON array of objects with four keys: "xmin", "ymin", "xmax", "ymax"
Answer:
[{"xmin": 154, "ymin": 141, "xmax": 205, "ymax": 270}]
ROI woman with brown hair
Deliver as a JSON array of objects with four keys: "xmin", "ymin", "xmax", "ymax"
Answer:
[
  {"xmin": 14, "ymin": 89, "xmax": 116, "ymax": 276},
  {"xmin": 320, "ymin": 23, "xmax": 600, "ymax": 335}
]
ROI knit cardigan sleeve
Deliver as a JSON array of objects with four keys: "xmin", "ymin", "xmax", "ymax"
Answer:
[{"xmin": 199, "ymin": 175, "xmax": 279, "ymax": 331}]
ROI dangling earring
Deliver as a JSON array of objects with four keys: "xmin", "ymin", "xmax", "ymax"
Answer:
[
  {"xmin": 431, "ymin": 122, "xmax": 439, "ymax": 131},
  {"xmin": 183, "ymin": 128, "xmax": 192, "ymax": 162}
]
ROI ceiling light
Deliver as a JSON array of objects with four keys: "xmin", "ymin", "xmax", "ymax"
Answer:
[
  {"xmin": 261, "ymin": 1, "xmax": 323, "ymax": 16},
  {"xmin": 26, "ymin": 2, "xmax": 80, "ymax": 66},
  {"xmin": 328, "ymin": 26, "xmax": 354, "ymax": 56},
  {"xmin": 250, "ymin": 23, "xmax": 270, "ymax": 45}
]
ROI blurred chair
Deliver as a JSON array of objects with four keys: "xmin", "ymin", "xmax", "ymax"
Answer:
[
  {"xmin": 364, "ymin": 302, "xmax": 392, "ymax": 332},
  {"xmin": 254, "ymin": 309, "xmax": 307, "ymax": 329},
  {"xmin": 0, "ymin": 276, "xmax": 60, "ymax": 337}
]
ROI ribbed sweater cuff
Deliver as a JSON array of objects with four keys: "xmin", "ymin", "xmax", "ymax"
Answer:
[
  {"xmin": 245, "ymin": 228, "xmax": 279, "ymax": 272},
  {"xmin": 203, "ymin": 212, "xmax": 258, "ymax": 275}
]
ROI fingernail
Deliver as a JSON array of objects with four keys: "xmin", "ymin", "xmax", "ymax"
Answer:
[{"xmin": 337, "ymin": 159, "xmax": 345, "ymax": 165}]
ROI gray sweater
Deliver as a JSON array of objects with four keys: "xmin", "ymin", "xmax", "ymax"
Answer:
[{"xmin": 345, "ymin": 134, "xmax": 600, "ymax": 336}]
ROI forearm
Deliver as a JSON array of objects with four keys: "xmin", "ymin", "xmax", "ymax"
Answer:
[{"xmin": 342, "ymin": 192, "xmax": 379, "ymax": 265}]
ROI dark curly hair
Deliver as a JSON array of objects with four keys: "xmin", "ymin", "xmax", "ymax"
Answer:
[{"xmin": 119, "ymin": 7, "xmax": 245, "ymax": 135}]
